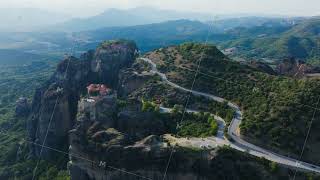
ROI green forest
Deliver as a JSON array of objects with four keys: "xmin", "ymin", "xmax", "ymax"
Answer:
[{"xmin": 0, "ymin": 61, "xmax": 70, "ymax": 179}]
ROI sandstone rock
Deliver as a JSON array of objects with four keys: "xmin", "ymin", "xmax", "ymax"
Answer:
[{"xmin": 118, "ymin": 60, "xmax": 153, "ymax": 97}]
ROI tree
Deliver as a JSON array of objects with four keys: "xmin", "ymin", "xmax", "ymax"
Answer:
[
  {"xmin": 172, "ymin": 104, "xmax": 184, "ymax": 115},
  {"xmin": 142, "ymin": 99, "xmax": 160, "ymax": 113},
  {"xmin": 269, "ymin": 161, "xmax": 278, "ymax": 173}
]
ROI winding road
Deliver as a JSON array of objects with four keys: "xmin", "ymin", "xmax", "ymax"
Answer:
[{"xmin": 139, "ymin": 57, "xmax": 320, "ymax": 174}]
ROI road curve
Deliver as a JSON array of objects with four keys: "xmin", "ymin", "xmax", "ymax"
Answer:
[{"xmin": 139, "ymin": 57, "xmax": 320, "ymax": 174}]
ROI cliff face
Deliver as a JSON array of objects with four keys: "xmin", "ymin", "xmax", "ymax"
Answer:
[
  {"xmin": 248, "ymin": 61, "xmax": 276, "ymax": 75},
  {"xmin": 27, "ymin": 40, "xmax": 138, "ymax": 159},
  {"xmin": 15, "ymin": 97, "xmax": 30, "ymax": 117},
  {"xmin": 63, "ymin": 54, "xmax": 216, "ymax": 180},
  {"xmin": 68, "ymin": 95, "xmax": 215, "ymax": 180},
  {"xmin": 276, "ymin": 57, "xmax": 320, "ymax": 77}
]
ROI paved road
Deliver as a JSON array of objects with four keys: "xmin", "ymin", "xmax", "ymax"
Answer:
[{"xmin": 139, "ymin": 57, "xmax": 320, "ymax": 174}]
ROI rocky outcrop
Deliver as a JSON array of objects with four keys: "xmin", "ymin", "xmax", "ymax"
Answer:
[
  {"xmin": 66, "ymin": 57, "xmax": 224, "ymax": 180},
  {"xmin": 276, "ymin": 57, "xmax": 320, "ymax": 77},
  {"xmin": 248, "ymin": 61, "xmax": 276, "ymax": 75},
  {"xmin": 68, "ymin": 94, "xmax": 216, "ymax": 180},
  {"xmin": 118, "ymin": 59, "xmax": 154, "ymax": 97},
  {"xmin": 27, "ymin": 40, "xmax": 138, "ymax": 159},
  {"xmin": 15, "ymin": 97, "xmax": 30, "ymax": 117}
]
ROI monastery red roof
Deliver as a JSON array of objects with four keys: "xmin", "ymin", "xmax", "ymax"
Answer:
[{"xmin": 87, "ymin": 84, "xmax": 111, "ymax": 96}]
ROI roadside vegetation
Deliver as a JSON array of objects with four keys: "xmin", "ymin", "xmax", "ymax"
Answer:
[
  {"xmin": 219, "ymin": 18, "xmax": 320, "ymax": 64},
  {"xmin": 140, "ymin": 99, "xmax": 219, "ymax": 138},
  {"xmin": 141, "ymin": 99, "xmax": 160, "ymax": 112},
  {"xmin": 176, "ymin": 112, "xmax": 218, "ymax": 138}
]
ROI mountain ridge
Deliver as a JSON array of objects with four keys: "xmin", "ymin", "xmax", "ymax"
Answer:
[{"xmin": 50, "ymin": 7, "xmax": 213, "ymax": 32}]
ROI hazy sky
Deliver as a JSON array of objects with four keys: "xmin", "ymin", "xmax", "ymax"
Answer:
[{"xmin": 1, "ymin": 0, "xmax": 320, "ymax": 17}]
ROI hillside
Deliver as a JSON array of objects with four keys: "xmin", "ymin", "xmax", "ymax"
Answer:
[
  {"xmin": 76, "ymin": 20, "xmax": 219, "ymax": 52},
  {"xmin": 74, "ymin": 18, "xmax": 303, "ymax": 53},
  {"xmin": 211, "ymin": 16, "xmax": 301, "ymax": 31},
  {"xmin": 2, "ymin": 16, "xmax": 319, "ymax": 65},
  {"xmin": 144, "ymin": 43, "xmax": 320, "ymax": 165},
  {"xmin": 75, "ymin": 16, "xmax": 320, "ymax": 61},
  {"xmin": 0, "ymin": 20, "xmax": 215, "ymax": 55},
  {"xmin": 52, "ymin": 7, "xmax": 212, "ymax": 32},
  {"xmin": 220, "ymin": 17, "xmax": 320, "ymax": 63}
]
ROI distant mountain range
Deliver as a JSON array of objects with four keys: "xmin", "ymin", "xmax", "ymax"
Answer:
[
  {"xmin": 52, "ymin": 7, "xmax": 301, "ymax": 32},
  {"xmin": 51, "ymin": 7, "xmax": 213, "ymax": 32},
  {"xmin": 211, "ymin": 16, "xmax": 303, "ymax": 30},
  {"xmin": 0, "ymin": 14, "xmax": 319, "ymax": 65},
  {"xmin": 74, "ymin": 17, "xmax": 315, "ymax": 57},
  {"xmin": 0, "ymin": 6, "xmax": 305, "ymax": 33},
  {"xmin": 0, "ymin": 7, "xmax": 213, "ymax": 32},
  {"xmin": 75, "ymin": 20, "xmax": 214, "ymax": 52}
]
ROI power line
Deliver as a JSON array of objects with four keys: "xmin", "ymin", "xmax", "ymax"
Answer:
[
  {"xmin": 292, "ymin": 96, "xmax": 320, "ymax": 180},
  {"xmin": 176, "ymin": 65, "xmax": 320, "ymax": 112},
  {"xmin": 161, "ymin": 18, "xmax": 215, "ymax": 180},
  {"xmin": 31, "ymin": 36, "xmax": 77, "ymax": 180}
]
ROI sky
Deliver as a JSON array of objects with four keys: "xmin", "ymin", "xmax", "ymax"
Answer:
[{"xmin": 1, "ymin": 0, "xmax": 320, "ymax": 18}]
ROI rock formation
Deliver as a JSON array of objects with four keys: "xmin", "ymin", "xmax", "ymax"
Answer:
[
  {"xmin": 276, "ymin": 57, "xmax": 320, "ymax": 77},
  {"xmin": 15, "ymin": 97, "xmax": 30, "ymax": 117},
  {"xmin": 248, "ymin": 61, "xmax": 276, "ymax": 75},
  {"xmin": 66, "ymin": 48, "xmax": 219, "ymax": 180},
  {"xmin": 27, "ymin": 40, "xmax": 138, "ymax": 159},
  {"xmin": 68, "ymin": 94, "xmax": 214, "ymax": 180}
]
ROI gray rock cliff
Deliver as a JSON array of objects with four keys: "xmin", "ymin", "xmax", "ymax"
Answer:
[{"xmin": 27, "ymin": 40, "xmax": 138, "ymax": 159}]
